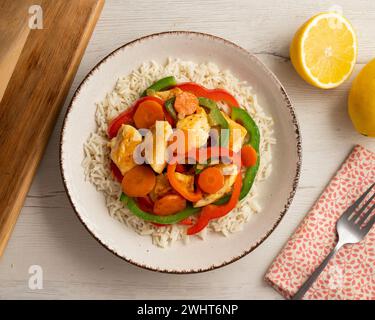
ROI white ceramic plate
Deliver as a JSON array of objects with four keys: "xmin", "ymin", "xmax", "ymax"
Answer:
[{"xmin": 60, "ymin": 32, "xmax": 301, "ymax": 273}]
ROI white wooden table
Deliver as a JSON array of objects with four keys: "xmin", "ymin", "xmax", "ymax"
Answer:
[{"xmin": 1, "ymin": 0, "xmax": 374, "ymax": 299}]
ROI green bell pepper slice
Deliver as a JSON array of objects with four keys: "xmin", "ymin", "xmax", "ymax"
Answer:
[
  {"xmin": 164, "ymin": 97, "xmax": 177, "ymax": 121},
  {"xmin": 198, "ymin": 97, "xmax": 229, "ymax": 147},
  {"xmin": 232, "ymin": 107, "xmax": 260, "ymax": 151},
  {"xmin": 214, "ymin": 107, "xmax": 260, "ymax": 205},
  {"xmin": 120, "ymin": 193, "xmax": 200, "ymax": 224},
  {"xmin": 198, "ymin": 97, "xmax": 228, "ymax": 128},
  {"xmin": 141, "ymin": 76, "xmax": 177, "ymax": 97}
]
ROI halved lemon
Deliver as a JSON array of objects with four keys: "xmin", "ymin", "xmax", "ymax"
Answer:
[{"xmin": 290, "ymin": 12, "xmax": 357, "ymax": 89}]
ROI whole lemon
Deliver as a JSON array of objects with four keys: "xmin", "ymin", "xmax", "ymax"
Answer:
[{"xmin": 348, "ymin": 59, "xmax": 375, "ymax": 137}]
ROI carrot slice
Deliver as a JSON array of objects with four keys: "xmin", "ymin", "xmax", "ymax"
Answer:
[
  {"xmin": 133, "ymin": 100, "xmax": 165, "ymax": 129},
  {"xmin": 153, "ymin": 194, "xmax": 187, "ymax": 216},
  {"xmin": 187, "ymin": 173, "xmax": 242, "ymax": 235},
  {"xmin": 241, "ymin": 145, "xmax": 258, "ymax": 167},
  {"xmin": 174, "ymin": 91, "xmax": 198, "ymax": 118},
  {"xmin": 122, "ymin": 166, "xmax": 156, "ymax": 197},
  {"xmin": 198, "ymin": 167, "xmax": 224, "ymax": 194}
]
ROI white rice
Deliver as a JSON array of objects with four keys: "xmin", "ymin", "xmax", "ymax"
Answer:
[{"xmin": 82, "ymin": 58, "xmax": 275, "ymax": 248}]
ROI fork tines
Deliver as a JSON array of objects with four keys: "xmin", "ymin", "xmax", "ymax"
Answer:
[{"xmin": 345, "ymin": 182, "xmax": 375, "ymax": 228}]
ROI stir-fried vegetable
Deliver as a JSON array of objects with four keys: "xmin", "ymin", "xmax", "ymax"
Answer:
[
  {"xmin": 187, "ymin": 172, "xmax": 243, "ymax": 235},
  {"xmin": 120, "ymin": 193, "xmax": 200, "ymax": 224},
  {"xmin": 133, "ymin": 99, "xmax": 165, "ymax": 129},
  {"xmin": 193, "ymin": 146, "xmax": 241, "ymax": 175},
  {"xmin": 198, "ymin": 97, "xmax": 228, "ymax": 127},
  {"xmin": 175, "ymin": 163, "xmax": 186, "ymax": 173},
  {"xmin": 111, "ymin": 78, "xmax": 261, "ymax": 235},
  {"xmin": 175, "ymin": 82, "xmax": 240, "ymax": 107},
  {"xmin": 122, "ymin": 165, "xmax": 156, "ymax": 197},
  {"xmin": 162, "ymin": 104, "xmax": 175, "ymax": 126},
  {"xmin": 141, "ymin": 76, "xmax": 177, "ymax": 97},
  {"xmin": 215, "ymin": 107, "xmax": 260, "ymax": 204},
  {"xmin": 194, "ymin": 158, "xmax": 213, "ymax": 174},
  {"xmin": 164, "ymin": 97, "xmax": 177, "ymax": 121},
  {"xmin": 232, "ymin": 107, "xmax": 260, "ymax": 151},
  {"xmin": 167, "ymin": 163, "xmax": 202, "ymax": 202},
  {"xmin": 198, "ymin": 167, "xmax": 225, "ymax": 194},
  {"xmin": 107, "ymin": 96, "xmax": 165, "ymax": 138},
  {"xmin": 136, "ymin": 196, "xmax": 154, "ymax": 213},
  {"xmin": 153, "ymin": 194, "xmax": 187, "ymax": 216},
  {"xmin": 241, "ymin": 145, "xmax": 258, "ymax": 167}
]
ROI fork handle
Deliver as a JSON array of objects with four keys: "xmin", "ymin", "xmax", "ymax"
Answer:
[{"xmin": 292, "ymin": 241, "xmax": 343, "ymax": 300}]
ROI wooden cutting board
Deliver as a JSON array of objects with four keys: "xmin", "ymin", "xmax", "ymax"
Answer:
[{"xmin": 0, "ymin": 0, "xmax": 104, "ymax": 257}]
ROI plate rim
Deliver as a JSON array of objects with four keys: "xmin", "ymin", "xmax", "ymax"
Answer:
[{"xmin": 59, "ymin": 31, "xmax": 302, "ymax": 274}]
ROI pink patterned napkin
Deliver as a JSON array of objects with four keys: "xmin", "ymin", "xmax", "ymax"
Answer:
[{"xmin": 265, "ymin": 145, "xmax": 375, "ymax": 300}]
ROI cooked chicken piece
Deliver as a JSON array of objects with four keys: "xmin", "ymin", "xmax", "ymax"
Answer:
[
  {"xmin": 145, "ymin": 121, "xmax": 173, "ymax": 174},
  {"xmin": 193, "ymin": 164, "xmax": 239, "ymax": 207},
  {"xmin": 149, "ymin": 87, "xmax": 183, "ymax": 101},
  {"xmin": 176, "ymin": 106, "xmax": 210, "ymax": 150},
  {"xmin": 109, "ymin": 124, "xmax": 142, "ymax": 175},
  {"xmin": 149, "ymin": 174, "xmax": 172, "ymax": 201},
  {"xmin": 221, "ymin": 111, "xmax": 248, "ymax": 152}
]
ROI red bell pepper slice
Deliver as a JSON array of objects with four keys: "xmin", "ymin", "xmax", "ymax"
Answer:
[
  {"xmin": 167, "ymin": 163, "xmax": 203, "ymax": 202},
  {"xmin": 187, "ymin": 172, "xmax": 243, "ymax": 235},
  {"xmin": 107, "ymin": 96, "xmax": 170, "ymax": 139},
  {"xmin": 110, "ymin": 161, "xmax": 124, "ymax": 182},
  {"xmin": 179, "ymin": 217, "xmax": 193, "ymax": 225},
  {"xmin": 175, "ymin": 82, "xmax": 240, "ymax": 108},
  {"xmin": 175, "ymin": 164, "xmax": 186, "ymax": 173},
  {"xmin": 136, "ymin": 195, "xmax": 154, "ymax": 213}
]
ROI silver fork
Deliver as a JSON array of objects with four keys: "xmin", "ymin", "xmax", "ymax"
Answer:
[{"xmin": 293, "ymin": 182, "xmax": 375, "ymax": 300}]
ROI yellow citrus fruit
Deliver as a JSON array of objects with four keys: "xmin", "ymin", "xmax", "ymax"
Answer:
[
  {"xmin": 348, "ymin": 59, "xmax": 375, "ymax": 137},
  {"xmin": 290, "ymin": 12, "xmax": 357, "ymax": 89}
]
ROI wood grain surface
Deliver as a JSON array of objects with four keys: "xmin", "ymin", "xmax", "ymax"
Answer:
[
  {"xmin": 0, "ymin": 0, "xmax": 104, "ymax": 257},
  {"xmin": 0, "ymin": 0, "xmax": 374, "ymax": 299},
  {"xmin": 0, "ymin": 0, "xmax": 35, "ymax": 100}
]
